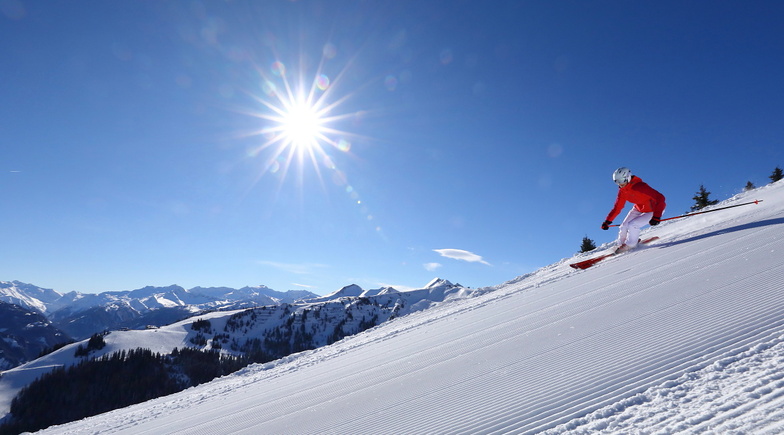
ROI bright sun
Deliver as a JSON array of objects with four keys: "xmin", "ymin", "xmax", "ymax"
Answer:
[
  {"xmin": 279, "ymin": 98, "xmax": 325, "ymax": 153},
  {"xmin": 240, "ymin": 50, "xmax": 384, "ymax": 236},
  {"xmin": 245, "ymin": 57, "xmax": 360, "ymax": 188}
]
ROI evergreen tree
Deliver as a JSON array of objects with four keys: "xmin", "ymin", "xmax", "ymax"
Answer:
[
  {"xmin": 770, "ymin": 166, "xmax": 783, "ymax": 183},
  {"xmin": 691, "ymin": 184, "xmax": 719, "ymax": 211},
  {"xmin": 744, "ymin": 181, "xmax": 755, "ymax": 191},
  {"xmin": 87, "ymin": 333, "xmax": 106, "ymax": 351},
  {"xmin": 74, "ymin": 333, "xmax": 107, "ymax": 357},
  {"xmin": 580, "ymin": 236, "xmax": 596, "ymax": 253}
]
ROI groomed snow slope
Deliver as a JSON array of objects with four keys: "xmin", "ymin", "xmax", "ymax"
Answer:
[{"xmin": 41, "ymin": 181, "xmax": 784, "ymax": 434}]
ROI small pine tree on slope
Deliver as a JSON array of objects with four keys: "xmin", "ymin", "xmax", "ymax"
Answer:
[
  {"xmin": 691, "ymin": 184, "xmax": 719, "ymax": 211},
  {"xmin": 580, "ymin": 236, "xmax": 596, "ymax": 253},
  {"xmin": 770, "ymin": 166, "xmax": 783, "ymax": 183}
]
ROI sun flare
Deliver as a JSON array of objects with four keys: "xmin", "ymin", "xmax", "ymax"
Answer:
[
  {"xmin": 238, "ymin": 46, "xmax": 385, "ymax": 237},
  {"xmin": 279, "ymin": 98, "xmax": 325, "ymax": 153},
  {"xmin": 244, "ymin": 56, "xmax": 361, "ymax": 187}
]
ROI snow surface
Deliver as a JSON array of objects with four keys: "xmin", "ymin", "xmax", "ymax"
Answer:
[{"xmin": 31, "ymin": 181, "xmax": 784, "ymax": 434}]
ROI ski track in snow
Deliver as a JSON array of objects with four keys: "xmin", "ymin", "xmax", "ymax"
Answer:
[{"xmin": 36, "ymin": 182, "xmax": 784, "ymax": 434}]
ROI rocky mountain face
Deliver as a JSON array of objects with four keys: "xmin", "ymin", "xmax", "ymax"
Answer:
[
  {"xmin": 0, "ymin": 302, "xmax": 71, "ymax": 370},
  {"xmin": 205, "ymin": 279, "xmax": 471, "ymax": 361}
]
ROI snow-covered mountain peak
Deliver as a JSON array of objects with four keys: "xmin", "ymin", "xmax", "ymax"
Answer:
[
  {"xmin": 425, "ymin": 278, "xmax": 454, "ymax": 289},
  {"xmin": 0, "ymin": 281, "xmax": 62, "ymax": 313},
  {"xmin": 311, "ymin": 284, "xmax": 364, "ymax": 302},
  {"xmin": 360, "ymin": 286, "xmax": 399, "ymax": 297}
]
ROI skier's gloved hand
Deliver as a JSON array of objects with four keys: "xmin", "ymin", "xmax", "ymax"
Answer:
[
  {"xmin": 601, "ymin": 220, "xmax": 611, "ymax": 230},
  {"xmin": 649, "ymin": 216, "xmax": 661, "ymax": 226}
]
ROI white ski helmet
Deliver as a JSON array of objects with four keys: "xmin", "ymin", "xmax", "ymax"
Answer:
[{"xmin": 612, "ymin": 167, "xmax": 632, "ymax": 186}]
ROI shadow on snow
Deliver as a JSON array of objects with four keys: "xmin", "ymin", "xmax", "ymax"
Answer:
[{"xmin": 658, "ymin": 217, "xmax": 784, "ymax": 248}]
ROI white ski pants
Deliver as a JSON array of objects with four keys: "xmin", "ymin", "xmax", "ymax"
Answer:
[{"xmin": 617, "ymin": 209, "xmax": 653, "ymax": 248}]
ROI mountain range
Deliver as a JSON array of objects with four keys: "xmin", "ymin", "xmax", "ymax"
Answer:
[
  {"xmin": 0, "ymin": 282, "xmax": 319, "ymax": 316},
  {"xmin": 0, "ymin": 281, "xmax": 320, "ymax": 343}
]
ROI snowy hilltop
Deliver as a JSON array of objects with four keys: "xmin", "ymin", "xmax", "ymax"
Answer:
[{"xmin": 7, "ymin": 180, "xmax": 784, "ymax": 434}]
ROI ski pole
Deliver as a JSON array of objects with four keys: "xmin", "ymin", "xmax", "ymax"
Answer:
[
  {"xmin": 659, "ymin": 199, "xmax": 763, "ymax": 222},
  {"xmin": 608, "ymin": 199, "xmax": 763, "ymax": 227}
]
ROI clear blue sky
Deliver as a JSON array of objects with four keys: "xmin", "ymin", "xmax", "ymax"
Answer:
[{"xmin": 2, "ymin": 1, "xmax": 783, "ymax": 295}]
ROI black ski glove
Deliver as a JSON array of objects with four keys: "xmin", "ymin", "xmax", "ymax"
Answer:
[
  {"xmin": 601, "ymin": 220, "xmax": 611, "ymax": 230},
  {"xmin": 649, "ymin": 216, "xmax": 661, "ymax": 226}
]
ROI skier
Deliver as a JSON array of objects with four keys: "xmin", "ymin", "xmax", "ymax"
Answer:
[{"xmin": 602, "ymin": 167, "xmax": 666, "ymax": 253}]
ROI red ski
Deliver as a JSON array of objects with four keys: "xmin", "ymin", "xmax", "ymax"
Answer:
[{"xmin": 569, "ymin": 236, "xmax": 660, "ymax": 270}]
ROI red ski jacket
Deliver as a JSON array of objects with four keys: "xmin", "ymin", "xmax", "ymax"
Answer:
[{"xmin": 605, "ymin": 176, "xmax": 666, "ymax": 222}]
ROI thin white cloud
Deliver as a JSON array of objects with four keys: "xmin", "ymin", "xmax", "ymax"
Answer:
[
  {"xmin": 433, "ymin": 249, "xmax": 491, "ymax": 266},
  {"xmin": 292, "ymin": 282, "xmax": 316, "ymax": 289},
  {"xmin": 257, "ymin": 260, "xmax": 328, "ymax": 275},
  {"xmin": 423, "ymin": 262, "xmax": 442, "ymax": 272}
]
